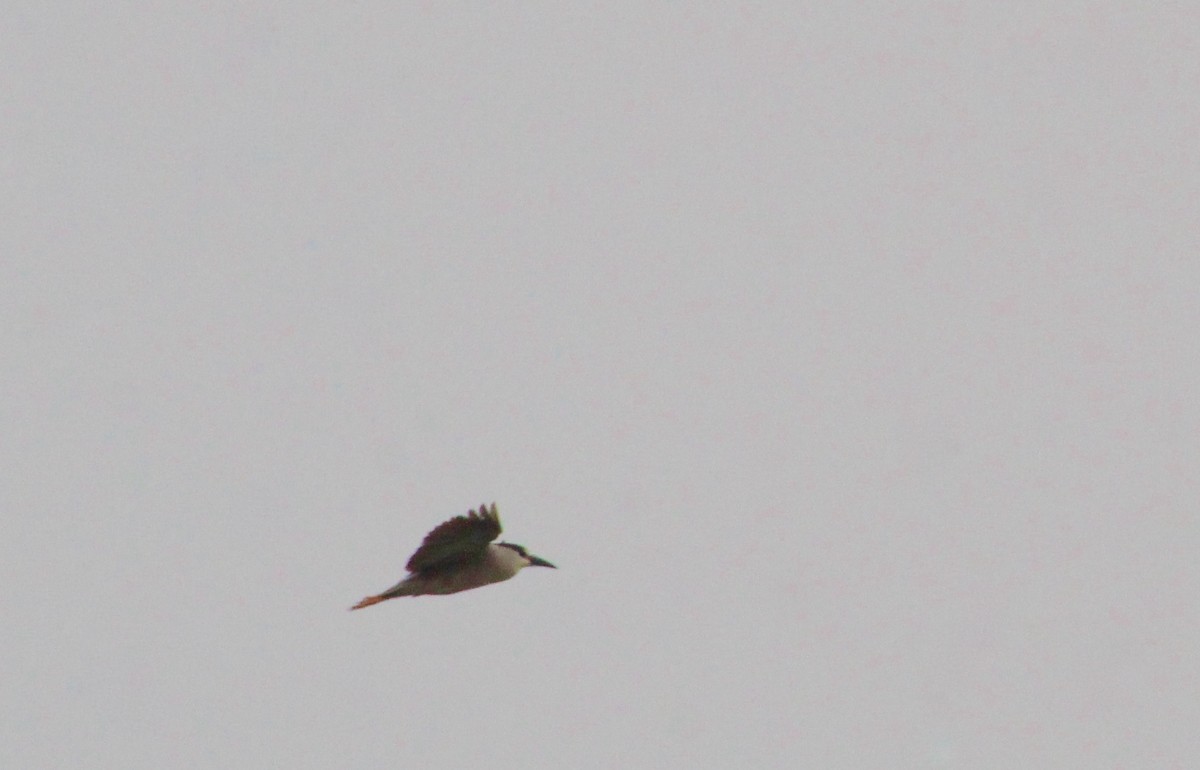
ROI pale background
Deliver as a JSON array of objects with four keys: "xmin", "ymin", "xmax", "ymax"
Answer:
[{"xmin": 3, "ymin": 4, "xmax": 1198, "ymax": 768}]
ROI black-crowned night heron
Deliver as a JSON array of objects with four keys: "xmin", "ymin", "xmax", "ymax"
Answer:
[{"xmin": 350, "ymin": 503, "xmax": 555, "ymax": 610}]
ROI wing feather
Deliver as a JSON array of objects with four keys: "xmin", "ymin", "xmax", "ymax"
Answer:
[{"xmin": 405, "ymin": 503, "xmax": 502, "ymax": 573}]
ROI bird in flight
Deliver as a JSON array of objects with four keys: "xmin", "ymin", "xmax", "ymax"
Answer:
[{"xmin": 350, "ymin": 503, "xmax": 556, "ymax": 610}]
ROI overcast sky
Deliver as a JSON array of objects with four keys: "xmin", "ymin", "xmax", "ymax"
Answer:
[{"xmin": 4, "ymin": 4, "xmax": 1198, "ymax": 769}]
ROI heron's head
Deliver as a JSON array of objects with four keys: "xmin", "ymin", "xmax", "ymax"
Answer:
[{"xmin": 497, "ymin": 541, "xmax": 556, "ymax": 569}]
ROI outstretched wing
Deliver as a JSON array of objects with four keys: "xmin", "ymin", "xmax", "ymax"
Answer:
[{"xmin": 405, "ymin": 503, "xmax": 503, "ymax": 573}]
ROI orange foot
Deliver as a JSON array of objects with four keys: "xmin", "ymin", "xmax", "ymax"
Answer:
[{"xmin": 350, "ymin": 594, "xmax": 387, "ymax": 611}]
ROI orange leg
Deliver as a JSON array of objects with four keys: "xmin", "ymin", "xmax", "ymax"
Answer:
[{"xmin": 349, "ymin": 594, "xmax": 388, "ymax": 610}]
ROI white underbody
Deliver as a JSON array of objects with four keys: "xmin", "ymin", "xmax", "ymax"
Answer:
[{"xmin": 383, "ymin": 544, "xmax": 529, "ymax": 597}]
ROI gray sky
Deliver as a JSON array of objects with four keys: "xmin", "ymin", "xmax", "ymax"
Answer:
[{"xmin": 4, "ymin": 4, "xmax": 1198, "ymax": 768}]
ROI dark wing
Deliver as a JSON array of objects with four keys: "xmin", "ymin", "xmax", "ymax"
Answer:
[{"xmin": 405, "ymin": 503, "xmax": 503, "ymax": 573}]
